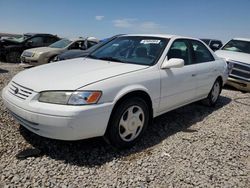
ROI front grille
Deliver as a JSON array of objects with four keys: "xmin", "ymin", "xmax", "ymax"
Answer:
[
  {"xmin": 8, "ymin": 82, "xmax": 33, "ymax": 100},
  {"xmin": 233, "ymin": 63, "xmax": 250, "ymax": 72},
  {"xmin": 231, "ymin": 70, "xmax": 250, "ymax": 79},
  {"xmin": 228, "ymin": 60, "xmax": 250, "ymax": 82},
  {"xmin": 22, "ymin": 51, "xmax": 33, "ymax": 57}
]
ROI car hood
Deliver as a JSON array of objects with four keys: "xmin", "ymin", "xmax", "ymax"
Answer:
[
  {"xmin": 215, "ymin": 50, "xmax": 250, "ymax": 64},
  {"xmin": 25, "ymin": 47, "xmax": 62, "ymax": 54},
  {"xmin": 12, "ymin": 58, "xmax": 149, "ymax": 92}
]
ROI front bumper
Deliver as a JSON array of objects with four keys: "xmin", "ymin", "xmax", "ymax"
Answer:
[
  {"xmin": 227, "ymin": 77, "xmax": 250, "ymax": 92},
  {"xmin": 21, "ymin": 55, "xmax": 48, "ymax": 66},
  {"xmin": 2, "ymin": 86, "xmax": 113, "ymax": 140},
  {"xmin": 21, "ymin": 55, "xmax": 39, "ymax": 64}
]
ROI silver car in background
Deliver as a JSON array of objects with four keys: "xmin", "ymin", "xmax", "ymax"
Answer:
[{"xmin": 21, "ymin": 37, "xmax": 99, "ymax": 66}]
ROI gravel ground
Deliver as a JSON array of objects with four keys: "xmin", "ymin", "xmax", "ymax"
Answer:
[{"xmin": 0, "ymin": 62, "xmax": 249, "ymax": 188}]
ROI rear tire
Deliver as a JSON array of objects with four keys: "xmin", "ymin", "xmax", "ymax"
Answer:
[
  {"xmin": 203, "ymin": 79, "xmax": 222, "ymax": 107},
  {"xmin": 105, "ymin": 97, "xmax": 150, "ymax": 149},
  {"xmin": 6, "ymin": 51, "xmax": 21, "ymax": 63}
]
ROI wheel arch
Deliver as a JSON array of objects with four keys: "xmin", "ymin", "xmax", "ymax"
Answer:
[
  {"xmin": 216, "ymin": 76, "xmax": 223, "ymax": 93},
  {"xmin": 47, "ymin": 53, "xmax": 59, "ymax": 63},
  {"xmin": 104, "ymin": 86, "xmax": 154, "ymax": 135},
  {"xmin": 216, "ymin": 76, "xmax": 223, "ymax": 85}
]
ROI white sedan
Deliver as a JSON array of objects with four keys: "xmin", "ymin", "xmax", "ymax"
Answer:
[{"xmin": 2, "ymin": 34, "xmax": 228, "ymax": 149}]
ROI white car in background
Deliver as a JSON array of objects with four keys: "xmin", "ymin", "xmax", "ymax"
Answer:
[
  {"xmin": 2, "ymin": 34, "xmax": 228, "ymax": 149},
  {"xmin": 215, "ymin": 38, "xmax": 250, "ymax": 92},
  {"xmin": 21, "ymin": 37, "xmax": 99, "ymax": 66}
]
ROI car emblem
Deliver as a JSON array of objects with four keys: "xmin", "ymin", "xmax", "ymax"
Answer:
[{"xmin": 14, "ymin": 88, "xmax": 19, "ymax": 94}]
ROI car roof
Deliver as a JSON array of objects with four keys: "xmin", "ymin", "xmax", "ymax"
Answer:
[
  {"xmin": 201, "ymin": 38, "xmax": 222, "ymax": 41},
  {"xmin": 122, "ymin": 34, "xmax": 176, "ymax": 39},
  {"xmin": 24, "ymin": 33, "xmax": 57, "ymax": 37},
  {"xmin": 120, "ymin": 34, "xmax": 204, "ymax": 41},
  {"xmin": 233, "ymin": 38, "xmax": 250, "ymax": 42}
]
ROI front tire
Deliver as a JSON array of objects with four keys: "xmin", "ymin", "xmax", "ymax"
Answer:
[
  {"xmin": 48, "ymin": 55, "xmax": 57, "ymax": 63},
  {"xmin": 105, "ymin": 97, "xmax": 150, "ymax": 149},
  {"xmin": 204, "ymin": 79, "xmax": 222, "ymax": 106}
]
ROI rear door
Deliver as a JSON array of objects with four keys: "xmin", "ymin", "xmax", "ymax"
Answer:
[{"xmin": 189, "ymin": 40, "xmax": 217, "ymax": 98}]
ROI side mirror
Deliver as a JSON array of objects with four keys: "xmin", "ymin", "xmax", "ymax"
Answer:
[{"xmin": 161, "ymin": 58, "xmax": 184, "ymax": 69}]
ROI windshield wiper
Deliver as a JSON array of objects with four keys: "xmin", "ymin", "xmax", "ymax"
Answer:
[{"xmin": 99, "ymin": 56, "xmax": 125, "ymax": 63}]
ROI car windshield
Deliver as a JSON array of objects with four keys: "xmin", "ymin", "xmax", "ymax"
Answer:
[
  {"xmin": 5, "ymin": 34, "xmax": 30, "ymax": 43},
  {"xmin": 222, "ymin": 39, "xmax": 250, "ymax": 54},
  {"xmin": 84, "ymin": 36, "xmax": 121, "ymax": 53},
  {"xmin": 50, "ymin": 39, "xmax": 72, "ymax": 48},
  {"xmin": 88, "ymin": 36, "xmax": 169, "ymax": 66}
]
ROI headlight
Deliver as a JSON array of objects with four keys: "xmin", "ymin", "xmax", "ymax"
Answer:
[
  {"xmin": 226, "ymin": 61, "xmax": 234, "ymax": 74},
  {"xmin": 38, "ymin": 91, "xmax": 72, "ymax": 104},
  {"xmin": 38, "ymin": 91, "xmax": 102, "ymax": 105},
  {"xmin": 33, "ymin": 52, "xmax": 44, "ymax": 57},
  {"xmin": 33, "ymin": 52, "xmax": 40, "ymax": 57}
]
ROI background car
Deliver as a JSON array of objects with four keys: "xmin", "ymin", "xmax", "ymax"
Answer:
[
  {"xmin": 0, "ymin": 32, "xmax": 22, "ymax": 40},
  {"xmin": 201, "ymin": 39, "xmax": 223, "ymax": 51},
  {"xmin": 53, "ymin": 34, "xmax": 124, "ymax": 62},
  {"xmin": 0, "ymin": 33, "xmax": 60, "ymax": 63},
  {"xmin": 21, "ymin": 37, "xmax": 99, "ymax": 66},
  {"xmin": 2, "ymin": 34, "xmax": 228, "ymax": 149},
  {"xmin": 215, "ymin": 38, "xmax": 250, "ymax": 92}
]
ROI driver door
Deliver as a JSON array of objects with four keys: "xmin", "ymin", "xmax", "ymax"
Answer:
[{"xmin": 159, "ymin": 39, "xmax": 198, "ymax": 112}]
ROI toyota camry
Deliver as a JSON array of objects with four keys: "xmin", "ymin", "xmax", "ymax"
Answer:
[{"xmin": 2, "ymin": 34, "xmax": 228, "ymax": 149}]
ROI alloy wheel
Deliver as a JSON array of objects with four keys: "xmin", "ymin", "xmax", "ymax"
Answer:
[
  {"xmin": 119, "ymin": 105, "xmax": 145, "ymax": 142},
  {"xmin": 211, "ymin": 81, "xmax": 220, "ymax": 103}
]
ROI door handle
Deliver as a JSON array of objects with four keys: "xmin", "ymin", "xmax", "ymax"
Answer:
[{"xmin": 192, "ymin": 74, "xmax": 197, "ymax": 77}]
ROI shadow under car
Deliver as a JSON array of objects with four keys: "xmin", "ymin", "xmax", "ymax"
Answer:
[{"xmin": 18, "ymin": 95, "xmax": 232, "ymax": 167}]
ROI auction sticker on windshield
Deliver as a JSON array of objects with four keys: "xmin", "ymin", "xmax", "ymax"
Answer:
[{"xmin": 140, "ymin": 40, "xmax": 161, "ymax": 44}]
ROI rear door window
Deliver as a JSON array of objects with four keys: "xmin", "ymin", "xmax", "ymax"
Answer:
[
  {"xmin": 87, "ymin": 41, "xmax": 98, "ymax": 48},
  {"xmin": 68, "ymin": 41, "xmax": 84, "ymax": 50},
  {"xmin": 190, "ymin": 40, "xmax": 215, "ymax": 63}
]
